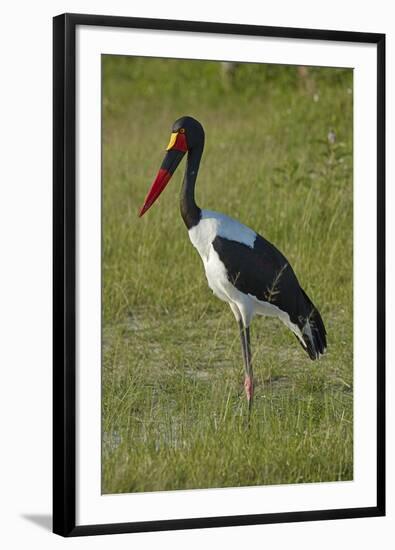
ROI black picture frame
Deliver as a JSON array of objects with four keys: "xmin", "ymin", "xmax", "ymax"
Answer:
[{"xmin": 53, "ymin": 12, "xmax": 386, "ymax": 537}]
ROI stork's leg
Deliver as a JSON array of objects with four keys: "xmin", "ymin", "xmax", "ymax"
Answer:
[{"xmin": 238, "ymin": 320, "xmax": 253, "ymax": 412}]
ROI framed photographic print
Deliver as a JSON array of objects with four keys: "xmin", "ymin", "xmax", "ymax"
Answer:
[{"xmin": 53, "ymin": 13, "xmax": 385, "ymax": 537}]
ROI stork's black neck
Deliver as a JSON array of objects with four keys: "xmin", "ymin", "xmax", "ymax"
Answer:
[{"xmin": 180, "ymin": 145, "xmax": 202, "ymax": 229}]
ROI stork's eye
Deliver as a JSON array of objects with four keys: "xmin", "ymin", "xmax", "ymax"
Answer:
[{"xmin": 179, "ymin": 128, "xmax": 185, "ymax": 134}]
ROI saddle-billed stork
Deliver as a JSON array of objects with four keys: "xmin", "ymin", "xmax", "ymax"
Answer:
[{"xmin": 139, "ymin": 116, "xmax": 326, "ymax": 411}]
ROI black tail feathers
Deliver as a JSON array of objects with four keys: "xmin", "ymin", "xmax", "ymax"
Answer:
[{"xmin": 298, "ymin": 288, "xmax": 327, "ymax": 360}]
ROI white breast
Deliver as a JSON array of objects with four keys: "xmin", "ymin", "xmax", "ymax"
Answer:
[
  {"xmin": 187, "ymin": 210, "xmax": 258, "ymax": 320},
  {"xmin": 188, "ymin": 209, "xmax": 256, "ymax": 261}
]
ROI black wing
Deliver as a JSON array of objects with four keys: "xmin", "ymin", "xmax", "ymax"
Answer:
[{"xmin": 212, "ymin": 233, "xmax": 326, "ymax": 359}]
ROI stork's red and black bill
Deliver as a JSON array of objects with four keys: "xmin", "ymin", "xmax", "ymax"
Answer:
[{"xmin": 138, "ymin": 131, "xmax": 188, "ymax": 217}]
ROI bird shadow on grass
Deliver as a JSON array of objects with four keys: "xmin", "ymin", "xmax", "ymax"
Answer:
[{"xmin": 21, "ymin": 514, "xmax": 52, "ymax": 532}]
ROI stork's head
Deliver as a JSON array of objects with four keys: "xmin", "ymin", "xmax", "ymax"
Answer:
[
  {"xmin": 171, "ymin": 116, "xmax": 205, "ymax": 151},
  {"xmin": 138, "ymin": 116, "xmax": 204, "ymax": 217}
]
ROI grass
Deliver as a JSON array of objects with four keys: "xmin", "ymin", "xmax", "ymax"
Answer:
[{"xmin": 102, "ymin": 56, "xmax": 353, "ymax": 494}]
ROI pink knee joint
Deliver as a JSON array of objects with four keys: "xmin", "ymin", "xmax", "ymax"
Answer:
[{"xmin": 244, "ymin": 375, "xmax": 253, "ymax": 401}]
